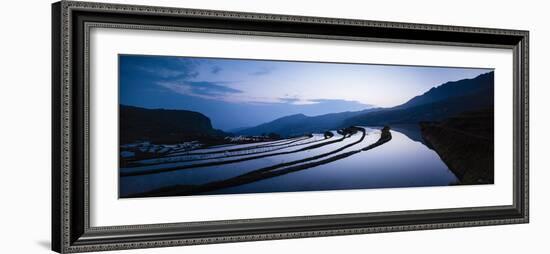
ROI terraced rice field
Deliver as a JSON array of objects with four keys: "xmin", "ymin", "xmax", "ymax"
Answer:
[{"xmin": 119, "ymin": 126, "xmax": 398, "ymax": 197}]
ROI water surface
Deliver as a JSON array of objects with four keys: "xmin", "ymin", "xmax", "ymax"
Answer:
[{"xmin": 119, "ymin": 128, "xmax": 458, "ymax": 197}]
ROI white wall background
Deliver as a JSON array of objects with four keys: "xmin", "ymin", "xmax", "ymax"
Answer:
[{"xmin": 0, "ymin": 0, "xmax": 547, "ymax": 253}]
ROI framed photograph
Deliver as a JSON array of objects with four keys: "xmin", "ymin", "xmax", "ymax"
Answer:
[{"xmin": 52, "ymin": 1, "xmax": 529, "ymax": 253}]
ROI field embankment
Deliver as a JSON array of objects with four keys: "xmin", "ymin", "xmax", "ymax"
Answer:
[{"xmin": 420, "ymin": 109, "xmax": 494, "ymax": 184}]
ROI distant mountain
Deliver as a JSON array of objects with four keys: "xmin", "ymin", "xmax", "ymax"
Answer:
[
  {"xmin": 398, "ymin": 71, "xmax": 493, "ymax": 109},
  {"xmin": 120, "ymin": 105, "xmax": 226, "ymax": 144},
  {"xmin": 123, "ymin": 71, "xmax": 494, "ymax": 143},
  {"xmin": 238, "ymin": 71, "xmax": 493, "ymax": 136},
  {"xmin": 237, "ymin": 109, "xmax": 379, "ymax": 137},
  {"xmin": 344, "ymin": 71, "xmax": 494, "ymax": 126}
]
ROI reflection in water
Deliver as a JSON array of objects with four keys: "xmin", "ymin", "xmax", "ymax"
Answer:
[
  {"xmin": 391, "ymin": 124, "xmax": 429, "ymax": 146},
  {"xmin": 208, "ymin": 129, "xmax": 458, "ymax": 195},
  {"xmin": 120, "ymin": 131, "xmax": 359, "ymax": 196},
  {"xmin": 120, "ymin": 128, "xmax": 458, "ymax": 197}
]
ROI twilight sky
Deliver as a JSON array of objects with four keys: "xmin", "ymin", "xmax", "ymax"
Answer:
[{"xmin": 119, "ymin": 55, "xmax": 491, "ymax": 131}]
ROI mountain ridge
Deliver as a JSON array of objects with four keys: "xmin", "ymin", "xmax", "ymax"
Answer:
[
  {"xmin": 396, "ymin": 71, "xmax": 493, "ymax": 109},
  {"xmin": 120, "ymin": 71, "xmax": 494, "ymax": 141},
  {"xmin": 236, "ymin": 108, "xmax": 379, "ymax": 137},
  {"xmin": 343, "ymin": 71, "xmax": 494, "ymax": 126},
  {"xmin": 237, "ymin": 71, "xmax": 494, "ymax": 136},
  {"xmin": 120, "ymin": 105, "xmax": 227, "ymax": 144}
]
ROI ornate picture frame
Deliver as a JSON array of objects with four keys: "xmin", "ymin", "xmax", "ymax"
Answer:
[{"xmin": 52, "ymin": 1, "xmax": 529, "ymax": 253}]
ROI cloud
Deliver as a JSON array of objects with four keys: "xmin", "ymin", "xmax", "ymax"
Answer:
[
  {"xmin": 249, "ymin": 68, "xmax": 272, "ymax": 76},
  {"xmin": 310, "ymin": 98, "xmax": 375, "ymax": 108},
  {"xmin": 133, "ymin": 56, "xmax": 202, "ymax": 79},
  {"xmin": 158, "ymin": 81, "xmax": 242, "ymax": 101},
  {"xmin": 278, "ymin": 97, "xmax": 301, "ymax": 103},
  {"xmin": 145, "ymin": 67, "xmax": 181, "ymax": 78},
  {"xmin": 277, "ymin": 97, "xmax": 320, "ymax": 105},
  {"xmin": 275, "ymin": 97, "xmax": 375, "ymax": 107},
  {"xmin": 211, "ymin": 66, "xmax": 222, "ymax": 74}
]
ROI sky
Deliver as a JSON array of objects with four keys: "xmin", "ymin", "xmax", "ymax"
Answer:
[{"xmin": 119, "ymin": 54, "xmax": 492, "ymax": 131}]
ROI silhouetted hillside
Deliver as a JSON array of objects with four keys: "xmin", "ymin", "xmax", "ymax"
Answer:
[
  {"xmin": 398, "ymin": 72, "xmax": 493, "ymax": 109},
  {"xmin": 238, "ymin": 71, "xmax": 493, "ymax": 135},
  {"xmin": 344, "ymin": 71, "xmax": 493, "ymax": 126},
  {"xmin": 237, "ymin": 109, "xmax": 378, "ymax": 137},
  {"xmin": 420, "ymin": 108, "xmax": 494, "ymax": 184},
  {"xmin": 120, "ymin": 105, "xmax": 227, "ymax": 144}
]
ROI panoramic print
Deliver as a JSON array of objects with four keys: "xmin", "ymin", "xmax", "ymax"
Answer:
[{"xmin": 118, "ymin": 54, "xmax": 494, "ymax": 198}]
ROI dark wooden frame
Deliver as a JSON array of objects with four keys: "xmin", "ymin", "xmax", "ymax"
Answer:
[{"xmin": 52, "ymin": 1, "xmax": 529, "ymax": 253}]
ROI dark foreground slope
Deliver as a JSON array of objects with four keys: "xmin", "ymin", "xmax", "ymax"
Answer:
[
  {"xmin": 420, "ymin": 109, "xmax": 494, "ymax": 184},
  {"xmin": 120, "ymin": 105, "xmax": 226, "ymax": 144}
]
